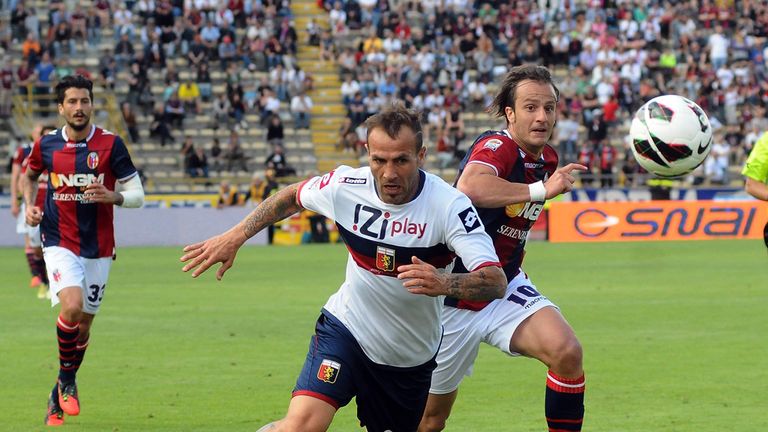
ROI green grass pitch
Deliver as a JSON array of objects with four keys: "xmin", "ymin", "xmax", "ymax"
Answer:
[{"xmin": 2, "ymin": 240, "xmax": 766, "ymax": 431}]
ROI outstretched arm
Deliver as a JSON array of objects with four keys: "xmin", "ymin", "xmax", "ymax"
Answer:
[
  {"xmin": 397, "ymin": 257, "xmax": 506, "ymax": 301},
  {"xmin": 180, "ymin": 183, "xmax": 302, "ymax": 280},
  {"xmin": 457, "ymin": 162, "xmax": 587, "ymax": 207}
]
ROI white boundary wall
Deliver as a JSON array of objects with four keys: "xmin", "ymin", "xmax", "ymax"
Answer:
[{"xmin": 0, "ymin": 207, "xmax": 268, "ymax": 247}]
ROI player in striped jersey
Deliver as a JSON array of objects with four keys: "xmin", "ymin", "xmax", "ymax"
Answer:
[
  {"xmin": 21, "ymin": 75, "xmax": 145, "ymax": 426},
  {"xmin": 181, "ymin": 104, "xmax": 507, "ymax": 432},
  {"xmin": 10, "ymin": 124, "xmax": 54, "ymax": 298},
  {"xmin": 420, "ymin": 65, "xmax": 589, "ymax": 432}
]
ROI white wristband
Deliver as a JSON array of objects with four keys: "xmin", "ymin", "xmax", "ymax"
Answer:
[{"xmin": 528, "ymin": 181, "xmax": 546, "ymax": 202}]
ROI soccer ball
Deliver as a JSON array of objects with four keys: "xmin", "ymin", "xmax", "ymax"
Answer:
[{"xmin": 629, "ymin": 95, "xmax": 713, "ymax": 178}]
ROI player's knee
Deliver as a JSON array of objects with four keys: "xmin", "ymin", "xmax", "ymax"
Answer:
[
  {"xmin": 59, "ymin": 296, "xmax": 84, "ymax": 320},
  {"xmin": 551, "ymin": 336, "xmax": 583, "ymax": 373}
]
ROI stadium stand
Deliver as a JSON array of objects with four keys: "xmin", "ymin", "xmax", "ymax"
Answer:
[{"xmin": 0, "ymin": 0, "xmax": 760, "ymax": 195}]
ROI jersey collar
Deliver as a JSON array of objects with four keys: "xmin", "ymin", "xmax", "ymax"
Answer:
[
  {"xmin": 61, "ymin": 124, "xmax": 96, "ymax": 143},
  {"xmin": 371, "ymin": 169, "xmax": 426, "ymax": 205},
  {"xmin": 502, "ymin": 129, "xmax": 545, "ymax": 162}
]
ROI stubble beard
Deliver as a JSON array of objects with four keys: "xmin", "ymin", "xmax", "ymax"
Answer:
[{"xmin": 67, "ymin": 115, "xmax": 90, "ymax": 132}]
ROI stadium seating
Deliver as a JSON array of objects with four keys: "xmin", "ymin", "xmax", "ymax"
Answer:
[{"xmin": 0, "ymin": 0, "xmax": 756, "ymax": 195}]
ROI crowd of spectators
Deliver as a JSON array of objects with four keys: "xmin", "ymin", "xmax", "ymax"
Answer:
[
  {"xmin": 3, "ymin": 0, "xmax": 768, "ymax": 188},
  {"xmin": 4, "ymin": 0, "xmax": 302, "ymax": 181},
  {"xmin": 319, "ymin": 0, "xmax": 766, "ymax": 187}
]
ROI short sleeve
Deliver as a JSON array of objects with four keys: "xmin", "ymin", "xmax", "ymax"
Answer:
[
  {"xmin": 297, "ymin": 168, "xmax": 344, "ymax": 221},
  {"xmin": 110, "ymin": 135, "xmax": 138, "ymax": 181},
  {"xmin": 466, "ymin": 135, "xmax": 519, "ymax": 179},
  {"xmin": 742, "ymin": 135, "xmax": 768, "ymax": 184},
  {"xmin": 27, "ymin": 138, "xmax": 44, "ymax": 173},
  {"xmin": 12, "ymin": 146, "xmax": 26, "ymax": 166},
  {"xmin": 444, "ymin": 194, "xmax": 500, "ymax": 271}
]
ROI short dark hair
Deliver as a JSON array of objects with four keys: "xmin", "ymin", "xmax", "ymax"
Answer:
[
  {"xmin": 55, "ymin": 75, "xmax": 94, "ymax": 104},
  {"xmin": 364, "ymin": 102, "xmax": 423, "ymax": 152},
  {"xmin": 489, "ymin": 64, "xmax": 560, "ymax": 119}
]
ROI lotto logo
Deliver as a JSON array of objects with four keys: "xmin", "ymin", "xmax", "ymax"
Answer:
[
  {"xmin": 339, "ymin": 176, "xmax": 367, "ymax": 185},
  {"xmin": 458, "ymin": 207, "xmax": 481, "ymax": 232}
]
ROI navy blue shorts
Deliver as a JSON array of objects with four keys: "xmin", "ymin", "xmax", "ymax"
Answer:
[{"xmin": 293, "ymin": 309, "xmax": 437, "ymax": 432}]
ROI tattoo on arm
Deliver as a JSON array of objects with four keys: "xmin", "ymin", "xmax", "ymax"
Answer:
[
  {"xmin": 22, "ymin": 171, "xmax": 40, "ymax": 208},
  {"xmin": 241, "ymin": 184, "xmax": 302, "ymax": 239},
  {"xmin": 10, "ymin": 165, "xmax": 20, "ymax": 200},
  {"xmin": 444, "ymin": 267, "xmax": 504, "ymax": 301}
]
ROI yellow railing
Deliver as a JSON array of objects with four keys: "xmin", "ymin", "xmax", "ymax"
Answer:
[
  {"xmin": 10, "ymin": 86, "xmax": 128, "ymax": 151},
  {"xmin": 104, "ymin": 91, "xmax": 131, "ymax": 152},
  {"xmin": 11, "ymin": 93, "xmax": 34, "ymax": 134}
]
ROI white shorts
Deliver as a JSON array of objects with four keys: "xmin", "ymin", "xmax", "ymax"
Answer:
[
  {"xmin": 43, "ymin": 246, "xmax": 112, "ymax": 314},
  {"xmin": 16, "ymin": 203, "xmax": 27, "ymax": 235},
  {"xmin": 430, "ymin": 271, "xmax": 556, "ymax": 394},
  {"xmin": 28, "ymin": 224, "xmax": 42, "ymax": 248},
  {"xmin": 15, "ymin": 203, "xmax": 42, "ymax": 247}
]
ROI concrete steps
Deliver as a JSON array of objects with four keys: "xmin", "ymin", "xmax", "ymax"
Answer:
[
  {"xmin": 301, "ymin": 61, "xmax": 338, "ymax": 74},
  {"xmin": 308, "ymin": 73, "xmax": 344, "ymax": 89},
  {"xmin": 310, "ymin": 117, "xmax": 342, "ymax": 130},
  {"xmin": 291, "ymin": 1, "xmax": 320, "ymax": 16},
  {"xmin": 312, "ymin": 104, "xmax": 346, "ymax": 116},
  {"xmin": 292, "ymin": 0, "xmax": 353, "ymax": 173}
]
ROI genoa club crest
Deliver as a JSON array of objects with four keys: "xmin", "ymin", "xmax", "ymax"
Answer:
[
  {"xmin": 376, "ymin": 246, "xmax": 395, "ymax": 272},
  {"xmin": 87, "ymin": 152, "xmax": 99, "ymax": 169},
  {"xmin": 317, "ymin": 359, "xmax": 340, "ymax": 384}
]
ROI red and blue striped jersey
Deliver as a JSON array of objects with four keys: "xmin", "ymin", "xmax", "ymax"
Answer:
[
  {"xmin": 12, "ymin": 145, "xmax": 32, "ymax": 207},
  {"xmin": 26, "ymin": 125, "xmax": 138, "ymax": 258},
  {"xmin": 15, "ymin": 142, "xmax": 49, "ymax": 208},
  {"xmin": 447, "ymin": 130, "xmax": 559, "ymax": 311},
  {"xmin": 12, "ymin": 144, "xmax": 31, "ymax": 166}
]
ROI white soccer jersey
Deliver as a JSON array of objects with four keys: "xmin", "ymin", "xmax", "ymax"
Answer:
[{"xmin": 298, "ymin": 166, "xmax": 500, "ymax": 367}]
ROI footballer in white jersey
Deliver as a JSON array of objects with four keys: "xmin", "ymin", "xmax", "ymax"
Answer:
[
  {"xmin": 182, "ymin": 105, "xmax": 505, "ymax": 432},
  {"xmin": 298, "ymin": 165, "xmax": 500, "ymax": 368}
]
